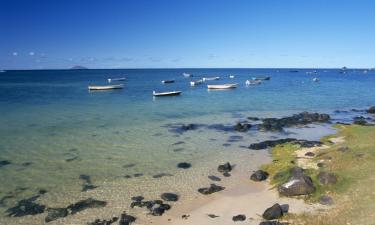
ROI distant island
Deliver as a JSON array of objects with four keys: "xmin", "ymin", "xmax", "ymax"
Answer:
[{"xmin": 70, "ymin": 65, "xmax": 88, "ymax": 70}]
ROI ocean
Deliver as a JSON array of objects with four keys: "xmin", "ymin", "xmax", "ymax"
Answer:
[{"xmin": 0, "ymin": 68, "xmax": 374, "ymax": 224}]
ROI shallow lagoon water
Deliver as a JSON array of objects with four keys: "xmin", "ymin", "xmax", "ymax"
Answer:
[{"xmin": 0, "ymin": 69, "xmax": 374, "ymax": 224}]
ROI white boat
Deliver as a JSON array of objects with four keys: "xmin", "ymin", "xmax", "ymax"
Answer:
[
  {"xmin": 229, "ymin": 75, "xmax": 235, "ymax": 79},
  {"xmin": 246, "ymin": 80, "xmax": 261, "ymax": 85},
  {"xmin": 207, "ymin": 83, "xmax": 237, "ymax": 89},
  {"xmin": 162, "ymin": 80, "xmax": 175, "ymax": 84},
  {"xmin": 183, "ymin": 73, "xmax": 193, "ymax": 77},
  {"xmin": 153, "ymin": 91, "xmax": 182, "ymax": 96},
  {"xmin": 190, "ymin": 79, "xmax": 203, "ymax": 86},
  {"xmin": 108, "ymin": 77, "xmax": 126, "ymax": 83},
  {"xmin": 203, "ymin": 76, "xmax": 220, "ymax": 81},
  {"xmin": 312, "ymin": 78, "xmax": 319, "ymax": 82},
  {"xmin": 88, "ymin": 84, "xmax": 124, "ymax": 90}
]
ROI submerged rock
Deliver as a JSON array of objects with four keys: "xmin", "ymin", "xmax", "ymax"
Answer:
[
  {"xmin": 177, "ymin": 162, "xmax": 191, "ymax": 169},
  {"xmin": 353, "ymin": 116, "xmax": 368, "ymax": 125},
  {"xmin": 119, "ymin": 212, "xmax": 136, "ymax": 225},
  {"xmin": 82, "ymin": 184, "xmax": 98, "ymax": 192},
  {"xmin": 181, "ymin": 124, "xmax": 197, "ymax": 131},
  {"xmin": 161, "ymin": 193, "xmax": 179, "ymax": 202},
  {"xmin": 262, "ymin": 203, "xmax": 283, "ymax": 220},
  {"xmin": 232, "ymin": 214, "xmax": 246, "ymax": 221},
  {"xmin": 250, "ymin": 170, "xmax": 269, "ymax": 181},
  {"xmin": 317, "ymin": 172, "xmax": 338, "ymax": 185},
  {"xmin": 45, "ymin": 208, "xmax": 68, "ymax": 223},
  {"xmin": 208, "ymin": 175, "xmax": 221, "ymax": 181},
  {"xmin": 153, "ymin": 173, "xmax": 173, "ymax": 178},
  {"xmin": 6, "ymin": 195, "xmax": 46, "ymax": 217},
  {"xmin": 67, "ymin": 198, "xmax": 107, "ymax": 214},
  {"xmin": 0, "ymin": 160, "xmax": 11, "ymax": 168},
  {"xmin": 217, "ymin": 162, "xmax": 232, "ymax": 173},
  {"xmin": 198, "ymin": 184, "xmax": 225, "ymax": 195},
  {"xmin": 207, "ymin": 214, "xmax": 219, "ymax": 218},
  {"xmin": 234, "ymin": 122, "xmax": 252, "ymax": 132},
  {"xmin": 278, "ymin": 167, "xmax": 315, "ymax": 196}
]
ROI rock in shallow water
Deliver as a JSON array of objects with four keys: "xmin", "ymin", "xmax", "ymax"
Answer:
[
  {"xmin": 119, "ymin": 212, "xmax": 136, "ymax": 225},
  {"xmin": 208, "ymin": 175, "xmax": 221, "ymax": 181},
  {"xmin": 198, "ymin": 184, "xmax": 225, "ymax": 195},
  {"xmin": 250, "ymin": 170, "xmax": 269, "ymax": 181},
  {"xmin": 217, "ymin": 162, "xmax": 232, "ymax": 173},
  {"xmin": 67, "ymin": 198, "xmax": 107, "ymax": 214},
  {"xmin": 249, "ymin": 139, "xmax": 322, "ymax": 150},
  {"xmin": 0, "ymin": 160, "xmax": 11, "ymax": 168},
  {"xmin": 367, "ymin": 106, "xmax": 375, "ymax": 114},
  {"xmin": 161, "ymin": 193, "xmax": 179, "ymax": 202},
  {"xmin": 278, "ymin": 167, "xmax": 315, "ymax": 196},
  {"xmin": 45, "ymin": 208, "xmax": 68, "ymax": 223},
  {"xmin": 234, "ymin": 122, "xmax": 252, "ymax": 132},
  {"xmin": 6, "ymin": 195, "xmax": 46, "ymax": 217},
  {"xmin": 88, "ymin": 217, "xmax": 118, "ymax": 225},
  {"xmin": 232, "ymin": 214, "xmax": 246, "ymax": 221},
  {"xmin": 262, "ymin": 203, "xmax": 283, "ymax": 220},
  {"xmin": 177, "ymin": 162, "xmax": 191, "ymax": 169}
]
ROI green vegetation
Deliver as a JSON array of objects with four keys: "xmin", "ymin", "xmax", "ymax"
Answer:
[{"xmin": 263, "ymin": 124, "xmax": 375, "ymax": 225}]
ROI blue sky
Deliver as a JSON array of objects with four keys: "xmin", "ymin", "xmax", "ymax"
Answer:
[{"xmin": 1, "ymin": 0, "xmax": 374, "ymax": 69}]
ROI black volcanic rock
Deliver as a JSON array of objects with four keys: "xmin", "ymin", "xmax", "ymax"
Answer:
[
  {"xmin": 198, "ymin": 184, "xmax": 225, "ymax": 195},
  {"xmin": 177, "ymin": 162, "xmax": 191, "ymax": 169},
  {"xmin": 262, "ymin": 203, "xmax": 283, "ymax": 220},
  {"xmin": 234, "ymin": 122, "xmax": 252, "ymax": 132},
  {"xmin": 250, "ymin": 170, "xmax": 269, "ymax": 181},
  {"xmin": 6, "ymin": 195, "xmax": 46, "ymax": 217},
  {"xmin": 161, "ymin": 193, "xmax": 179, "ymax": 202},
  {"xmin": 278, "ymin": 167, "xmax": 315, "ymax": 196},
  {"xmin": 67, "ymin": 198, "xmax": 107, "ymax": 214},
  {"xmin": 249, "ymin": 139, "xmax": 322, "ymax": 150},
  {"xmin": 45, "ymin": 208, "xmax": 68, "ymax": 223},
  {"xmin": 217, "ymin": 162, "xmax": 232, "ymax": 173},
  {"xmin": 232, "ymin": 214, "xmax": 246, "ymax": 221},
  {"xmin": 119, "ymin": 212, "xmax": 136, "ymax": 225},
  {"xmin": 367, "ymin": 106, "xmax": 375, "ymax": 114}
]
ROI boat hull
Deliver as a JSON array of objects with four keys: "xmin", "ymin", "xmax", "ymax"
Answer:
[
  {"xmin": 88, "ymin": 84, "xmax": 124, "ymax": 90},
  {"xmin": 207, "ymin": 84, "xmax": 237, "ymax": 89},
  {"xmin": 153, "ymin": 91, "xmax": 182, "ymax": 96}
]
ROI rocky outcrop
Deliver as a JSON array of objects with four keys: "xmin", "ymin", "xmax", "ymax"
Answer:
[
  {"xmin": 250, "ymin": 170, "xmax": 269, "ymax": 181},
  {"xmin": 67, "ymin": 198, "xmax": 107, "ymax": 215},
  {"xmin": 45, "ymin": 208, "xmax": 69, "ymax": 223},
  {"xmin": 258, "ymin": 112, "xmax": 330, "ymax": 132},
  {"xmin": 119, "ymin": 212, "xmax": 136, "ymax": 225},
  {"xmin": 278, "ymin": 167, "xmax": 315, "ymax": 196},
  {"xmin": 6, "ymin": 195, "xmax": 46, "ymax": 217},
  {"xmin": 234, "ymin": 122, "xmax": 251, "ymax": 132},
  {"xmin": 249, "ymin": 139, "xmax": 322, "ymax": 150},
  {"xmin": 262, "ymin": 203, "xmax": 283, "ymax": 220},
  {"xmin": 317, "ymin": 172, "xmax": 338, "ymax": 185},
  {"xmin": 367, "ymin": 106, "xmax": 375, "ymax": 114},
  {"xmin": 198, "ymin": 184, "xmax": 225, "ymax": 195}
]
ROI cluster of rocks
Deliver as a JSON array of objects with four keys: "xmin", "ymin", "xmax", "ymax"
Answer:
[
  {"xmin": 130, "ymin": 193, "xmax": 178, "ymax": 216},
  {"xmin": 249, "ymin": 138, "xmax": 322, "ymax": 150},
  {"xmin": 234, "ymin": 122, "xmax": 252, "ymax": 132},
  {"xmin": 217, "ymin": 162, "xmax": 232, "ymax": 177},
  {"xmin": 257, "ymin": 112, "xmax": 330, "ymax": 132},
  {"xmin": 88, "ymin": 212, "xmax": 136, "ymax": 225}
]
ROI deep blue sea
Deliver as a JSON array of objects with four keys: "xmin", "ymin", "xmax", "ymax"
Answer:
[{"xmin": 0, "ymin": 68, "xmax": 374, "ymax": 224}]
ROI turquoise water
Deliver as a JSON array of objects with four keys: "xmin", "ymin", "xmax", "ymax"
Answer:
[{"xmin": 0, "ymin": 68, "xmax": 374, "ymax": 224}]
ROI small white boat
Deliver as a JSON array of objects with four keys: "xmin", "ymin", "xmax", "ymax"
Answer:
[
  {"xmin": 207, "ymin": 83, "xmax": 237, "ymax": 89},
  {"xmin": 153, "ymin": 91, "xmax": 182, "ymax": 96},
  {"xmin": 312, "ymin": 78, "xmax": 319, "ymax": 82},
  {"xmin": 108, "ymin": 77, "xmax": 126, "ymax": 83},
  {"xmin": 229, "ymin": 75, "xmax": 235, "ymax": 79},
  {"xmin": 246, "ymin": 80, "xmax": 261, "ymax": 85},
  {"xmin": 162, "ymin": 80, "xmax": 175, "ymax": 84},
  {"xmin": 190, "ymin": 79, "xmax": 203, "ymax": 86},
  {"xmin": 88, "ymin": 84, "xmax": 124, "ymax": 90},
  {"xmin": 203, "ymin": 76, "xmax": 220, "ymax": 81},
  {"xmin": 183, "ymin": 73, "xmax": 193, "ymax": 77}
]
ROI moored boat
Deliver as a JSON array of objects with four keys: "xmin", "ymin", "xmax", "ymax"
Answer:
[
  {"xmin": 203, "ymin": 76, "xmax": 220, "ymax": 81},
  {"xmin": 312, "ymin": 77, "xmax": 319, "ymax": 82},
  {"xmin": 153, "ymin": 91, "xmax": 182, "ymax": 96},
  {"xmin": 229, "ymin": 75, "xmax": 235, "ymax": 79},
  {"xmin": 252, "ymin": 76, "xmax": 270, "ymax": 81},
  {"xmin": 207, "ymin": 83, "xmax": 237, "ymax": 89},
  {"xmin": 88, "ymin": 84, "xmax": 124, "ymax": 90},
  {"xmin": 246, "ymin": 80, "xmax": 261, "ymax": 85},
  {"xmin": 162, "ymin": 80, "xmax": 175, "ymax": 84},
  {"xmin": 190, "ymin": 79, "xmax": 203, "ymax": 86},
  {"xmin": 108, "ymin": 77, "xmax": 126, "ymax": 83},
  {"xmin": 182, "ymin": 73, "xmax": 193, "ymax": 77}
]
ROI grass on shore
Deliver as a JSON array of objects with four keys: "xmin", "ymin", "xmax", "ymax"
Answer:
[{"xmin": 261, "ymin": 124, "xmax": 375, "ymax": 225}]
